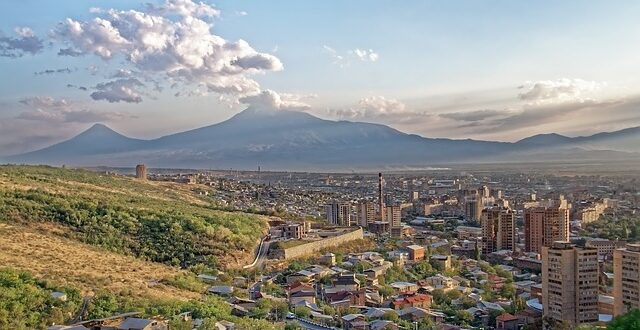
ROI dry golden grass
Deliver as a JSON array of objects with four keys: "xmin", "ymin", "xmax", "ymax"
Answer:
[{"xmin": 0, "ymin": 222, "xmax": 200, "ymax": 301}]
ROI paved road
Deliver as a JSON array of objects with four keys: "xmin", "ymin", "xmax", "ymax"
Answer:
[
  {"xmin": 243, "ymin": 236, "xmax": 271, "ymax": 270},
  {"xmin": 290, "ymin": 318, "xmax": 337, "ymax": 330}
]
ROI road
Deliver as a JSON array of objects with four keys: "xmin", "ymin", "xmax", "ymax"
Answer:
[
  {"xmin": 290, "ymin": 318, "xmax": 337, "ymax": 330},
  {"xmin": 243, "ymin": 236, "xmax": 271, "ymax": 270}
]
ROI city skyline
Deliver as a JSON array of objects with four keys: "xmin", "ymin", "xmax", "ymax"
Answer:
[{"xmin": 3, "ymin": 0, "xmax": 640, "ymax": 155}]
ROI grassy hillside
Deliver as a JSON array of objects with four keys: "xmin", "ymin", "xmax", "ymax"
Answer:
[
  {"xmin": 0, "ymin": 165, "xmax": 268, "ymax": 269},
  {"xmin": 0, "ymin": 222, "xmax": 201, "ymax": 300},
  {"xmin": 0, "ymin": 267, "xmax": 281, "ymax": 330}
]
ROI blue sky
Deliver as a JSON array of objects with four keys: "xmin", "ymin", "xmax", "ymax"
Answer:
[{"xmin": 1, "ymin": 0, "xmax": 640, "ymax": 155}]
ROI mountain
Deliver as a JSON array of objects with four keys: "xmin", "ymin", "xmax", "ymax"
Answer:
[
  {"xmin": 5, "ymin": 109, "xmax": 640, "ymax": 170},
  {"xmin": 13, "ymin": 123, "xmax": 147, "ymax": 164}
]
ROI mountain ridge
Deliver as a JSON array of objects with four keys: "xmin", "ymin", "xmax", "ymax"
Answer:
[{"xmin": 5, "ymin": 108, "xmax": 640, "ymax": 170}]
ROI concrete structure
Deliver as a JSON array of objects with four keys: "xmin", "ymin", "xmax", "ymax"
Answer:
[
  {"xmin": 325, "ymin": 202, "xmax": 351, "ymax": 226},
  {"xmin": 430, "ymin": 254, "xmax": 452, "ymax": 271},
  {"xmin": 378, "ymin": 172, "xmax": 385, "ymax": 224},
  {"xmin": 279, "ymin": 228, "xmax": 364, "ymax": 260},
  {"xmin": 585, "ymin": 238, "xmax": 626, "ymax": 261},
  {"xmin": 524, "ymin": 199, "xmax": 570, "ymax": 254},
  {"xmin": 455, "ymin": 226, "xmax": 482, "ymax": 240},
  {"xmin": 406, "ymin": 245, "xmax": 425, "ymax": 261},
  {"xmin": 135, "ymin": 164, "xmax": 147, "ymax": 180},
  {"xmin": 614, "ymin": 243, "xmax": 640, "ymax": 316},
  {"xmin": 386, "ymin": 205, "xmax": 402, "ymax": 228},
  {"xmin": 356, "ymin": 202, "xmax": 375, "ymax": 227},
  {"xmin": 542, "ymin": 242, "xmax": 599, "ymax": 326},
  {"xmin": 481, "ymin": 206, "xmax": 515, "ymax": 254}
]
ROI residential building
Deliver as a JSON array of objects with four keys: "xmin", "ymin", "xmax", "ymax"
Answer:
[
  {"xmin": 614, "ymin": 243, "xmax": 640, "ymax": 316},
  {"xmin": 542, "ymin": 242, "xmax": 599, "ymax": 326},
  {"xmin": 406, "ymin": 245, "xmax": 425, "ymax": 261},
  {"xmin": 326, "ymin": 202, "xmax": 351, "ymax": 226},
  {"xmin": 135, "ymin": 164, "xmax": 147, "ymax": 180},
  {"xmin": 524, "ymin": 198, "xmax": 570, "ymax": 254},
  {"xmin": 386, "ymin": 205, "xmax": 402, "ymax": 228},
  {"xmin": 481, "ymin": 206, "xmax": 515, "ymax": 254},
  {"xmin": 357, "ymin": 202, "xmax": 376, "ymax": 227}
]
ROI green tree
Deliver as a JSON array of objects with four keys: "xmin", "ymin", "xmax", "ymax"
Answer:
[{"xmin": 608, "ymin": 309, "xmax": 640, "ymax": 330}]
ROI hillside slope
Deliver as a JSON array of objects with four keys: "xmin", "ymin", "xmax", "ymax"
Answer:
[
  {"xmin": 0, "ymin": 222, "xmax": 200, "ymax": 300},
  {"xmin": 0, "ymin": 165, "xmax": 268, "ymax": 269}
]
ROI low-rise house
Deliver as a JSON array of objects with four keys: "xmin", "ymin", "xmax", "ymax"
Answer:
[
  {"xmin": 391, "ymin": 294, "xmax": 432, "ymax": 310},
  {"xmin": 496, "ymin": 313, "xmax": 520, "ymax": 330},
  {"xmin": 341, "ymin": 314, "xmax": 368, "ymax": 330},
  {"xmin": 390, "ymin": 281, "xmax": 418, "ymax": 295},
  {"xmin": 424, "ymin": 274, "xmax": 458, "ymax": 291},
  {"xmin": 325, "ymin": 288, "xmax": 366, "ymax": 307},
  {"xmin": 363, "ymin": 307, "xmax": 396, "ymax": 319},
  {"xmin": 333, "ymin": 273, "xmax": 361, "ymax": 291},
  {"xmin": 369, "ymin": 320, "xmax": 399, "ymax": 330},
  {"xmin": 430, "ymin": 255, "xmax": 452, "ymax": 271},
  {"xmin": 208, "ymin": 286, "xmax": 234, "ymax": 296},
  {"xmin": 287, "ymin": 282, "xmax": 316, "ymax": 305}
]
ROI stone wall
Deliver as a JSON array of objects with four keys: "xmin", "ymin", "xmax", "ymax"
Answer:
[{"xmin": 280, "ymin": 228, "xmax": 364, "ymax": 260}]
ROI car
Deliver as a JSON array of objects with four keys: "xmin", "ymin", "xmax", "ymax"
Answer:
[{"xmin": 286, "ymin": 312, "xmax": 296, "ymax": 319}]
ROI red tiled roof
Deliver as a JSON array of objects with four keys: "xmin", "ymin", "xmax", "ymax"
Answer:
[{"xmin": 496, "ymin": 313, "xmax": 519, "ymax": 322}]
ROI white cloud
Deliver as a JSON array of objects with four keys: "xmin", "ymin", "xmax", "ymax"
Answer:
[
  {"xmin": 0, "ymin": 26, "xmax": 44, "ymax": 58},
  {"xmin": 52, "ymin": 0, "xmax": 282, "ymax": 102},
  {"xmin": 19, "ymin": 96, "xmax": 73, "ymax": 109},
  {"xmin": 350, "ymin": 48, "xmax": 379, "ymax": 62},
  {"xmin": 334, "ymin": 96, "xmax": 406, "ymax": 119},
  {"xmin": 16, "ymin": 96, "xmax": 133, "ymax": 123},
  {"xmin": 239, "ymin": 90, "xmax": 311, "ymax": 111},
  {"xmin": 91, "ymin": 78, "xmax": 144, "ymax": 103},
  {"xmin": 518, "ymin": 78, "xmax": 604, "ymax": 104},
  {"xmin": 323, "ymin": 45, "xmax": 379, "ymax": 67}
]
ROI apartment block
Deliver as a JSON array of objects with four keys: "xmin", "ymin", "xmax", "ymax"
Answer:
[{"xmin": 542, "ymin": 242, "xmax": 599, "ymax": 326}]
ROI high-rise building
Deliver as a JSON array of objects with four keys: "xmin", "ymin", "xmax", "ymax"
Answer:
[
  {"xmin": 356, "ymin": 202, "xmax": 376, "ymax": 227},
  {"xmin": 464, "ymin": 197, "xmax": 483, "ymax": 223},
  {"xmin": 614, "ymin": 243, "xmax": 640, "ymax": 316},
  {"xmin": 325, "ymin": 202, "xmax": 351, "ymax": 226},
  {"xmin": 135, "ymin": 164, "xmax": 147, "ymax": 180},
  {"xmin": 386, "ymin": 205, "xmax": 402, "ymax": 228},
  {"xmin": 410, "ymin": 191, "xmax": 420, "ymax": 201},
  {"xmin": 524, "ymin": 198, "xmax": 570, "ymax": 254},
  {"xmin": 378, "ymin": 173, "xmax": 385, "ymax": 223},
  {"xmin": 480, "ymin": 206, "xmax": 515, "ymax": 254},
  {"xmin": 542, "ymin": 242, "xmax": 599, "ymax": 326}
]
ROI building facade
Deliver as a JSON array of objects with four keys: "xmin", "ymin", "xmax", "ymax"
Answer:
[
  {"xmin": 614, "ymin": 243, "xmax": 640, "ymax": 316},
  {"xmin": 524, "ymin": 200, "xmax": 570, "ymax": 254},
  {"xmin": 326, "ymin": 202, "xmax": 351, "ymax": 226},
  {"xmin": 542, "ymin": 242, "xmax": 599, "ymax": 326},
  {"xmin": 356, "ymin": 202, "xmax": 376, "ymax": 227},
  {"xmin": 481, "ymin": 206, "xmax": 516, "ymax": 254}
]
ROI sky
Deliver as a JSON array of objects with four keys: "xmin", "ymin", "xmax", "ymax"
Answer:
[{"xmin": 2, "ymin": 0, "xmax": 640, "ymax": 155}]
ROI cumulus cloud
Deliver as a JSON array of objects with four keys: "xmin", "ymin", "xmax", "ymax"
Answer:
[
  {"xmin": 239, "ymin": 89, "xmax": 311, "ymax": 111},
  {"xmin": 91, "ymin": 78, "xmax": 144, "ymax": 103},
  {"xmin": 52, "ymin": 0, "xmax": 282, "ymax": 102},
  {"xmin": 323, "ymin": 45, "xmax": 379, "ymax": 67},
  {"xmin": 0, "ymin": 27, "xmax": 44, "ymax": 58},
  {"xmin": 518, "ymin": 78, "xmax": 604, "ymax": 104},
  {"xmin": 16, "ymin": 96, "xmax": 133, "ymax": 123},
  {"xmin": 334, "ymin": 96, "xmax": 406, "ymax": 119}
]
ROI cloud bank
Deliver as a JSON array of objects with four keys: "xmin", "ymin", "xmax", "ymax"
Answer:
[{"xmin": 51, "ymin": 0, "xmax": 283, "ymax": 102}]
